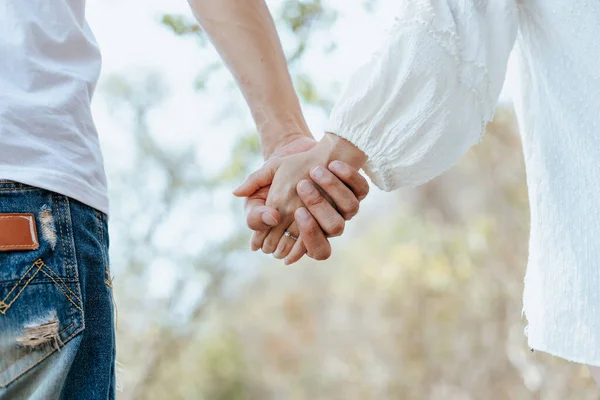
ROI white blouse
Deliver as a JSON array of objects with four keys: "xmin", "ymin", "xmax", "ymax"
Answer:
[{"xmin": 328, "ymin": 0, "xmax": 600, "ymax": 366}]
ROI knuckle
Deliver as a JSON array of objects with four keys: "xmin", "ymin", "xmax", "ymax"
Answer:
[
  {"xmin": 361, "ymin": 184, "xmax": 370, "ymax": 197},
  {"xmin": 250, "ymin": 237, "xmax": 262, "ymax": 251},
  {"xmin": 246, "ymin": 214, "xmax": 263, "ymax": 230},
  {"xmin": 358, "ymin": 183, "xmax": 370, "ymax": 199},
  {"xmin": 246, "ymin": 218, "xmax": 259, "ymax": 230},
  {"xmin": 338, "ymin": 198, "xmax": 359, "ymax": 214},
  {"xmin": 282, "ymin": 203, "xmax": 297, "ymax": 216},
  {"xmin": 328, "ymin": 220, "xmax": 345, "ymax": 237},
  {"xmin": 302, "ymin": 222, "xmax": 320, "ymax": 239},
  {"xmin": 319, "ymin": 172, "xmax": 335, "ymax": 186},
  {"xmin": 305, "ymin": 193, "xmax": 326, "ymax": 207},
  {"xmin": 251, "ymin": 231, "xmax": 264, "ymax": 243},
  {"xmin": 262, "ymin": 238, "xmax": 277, "ymax": 252},
  {"xmin": 269, "ymin": 194, "xmax": 282, "ymax": 206},
  {"xmin": 342, "ymin": 211, "xmax": 356, "ymax": 221},
  {"xmin": 305, "ymin": 226, "xmax": 320, "ymax": 239},
  {"xmin": 248, "ymin": 170, "xmax": 260, "ymax": 182},
  {"xmin": 312, "ymin": 247, "xmax": 331, "ymax": 261},
  {"xmin": 343, "ymin": 199, "xmax": 360, "ymax": 218},
  {"xmin": 267, "ymin": 237, "xmax": 279, "ymax": 249}
]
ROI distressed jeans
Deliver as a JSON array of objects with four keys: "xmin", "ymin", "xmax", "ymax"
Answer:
[{"xmin": 0, "ymin": 180, "xmax": 116, "ymax": 399}]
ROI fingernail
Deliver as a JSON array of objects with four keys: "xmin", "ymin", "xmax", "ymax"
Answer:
[
  {"xmin": 311, "ymin": 166, "xmax": 324, "ymax": 179},
  {"xmin": 272, "ymin": 243, "xmax": 284, "ymax": 259},
  {"xmin": 261, "ymin": 212, "xmax": 278, "ymax": 226},
  {"xmin": 284, "ymin": 258, "xmax": 290, "ymax": 265},
  {"xmin": 273, "ymin": 249, "xmax": 283, "ymax": 259},
  {"xmin": 329, "ymin": 160, "xmax": 343, "ymax": 171},
  {"xmin": 298, "ymin": 180, "xmax": 313, "ymax": 194},
  {"xmin": 297, "ymin": 207, "xmax": 310, "ymax": 221}
]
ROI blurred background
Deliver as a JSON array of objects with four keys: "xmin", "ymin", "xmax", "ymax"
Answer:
[{"xmin": 88, "ymin": 0, "xmax": 598, "ymax": 398}]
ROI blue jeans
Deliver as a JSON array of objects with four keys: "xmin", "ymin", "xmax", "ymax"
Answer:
[{"xmin": 0, "ymin": 180, "xmax": 116, "ymax": 399}]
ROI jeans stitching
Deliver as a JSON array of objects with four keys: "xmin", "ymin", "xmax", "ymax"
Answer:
[
  {"xmin": 54, "ymin": 195, "xmax": 69, "ymax": 279},
  {"xmin": 0, "ymin": 321, "xmax": 75, "ymax": 377},
  {"xmin": 46, "ymin": 200, "xmax": 78, "ymax": 382},
  {"xmin": 58, "ymin": 321, "xmax": 75, "ymax": 335},
  {"xmin": 0, "ymin": 278, "xmax": 78, "ymax": 285},
  {"xmin": 0, "ymin": 258, "xmax": 83, "ymax": 387},
  {"xmin": 95, "ymin": 211, "xmax": 112, "ymax": 289},
  {"xmin": 62, "ymin": 196, "xmax": 74, "ymax": 279},
  {"xmin": 0, "ymin": 260, "xmax": 44, "ymax": 315},
  {"xmin": 0, "ymin": 325, "xmax": 83, "ymax": 388},
  {"xmin": 39, "ymin": 264, "xmax": 82, "ymax": 305},
  {"xmin": 64, "ymin": 198, "xmax": 84, "ymax": 333},
  {"xmin": 0, "ymin": 245, "xmax": 37, "ymax": 249},
  {"xmin": 0, "ymin": 260, "xmax": 83, "ymax": 316},
  {"xmin": 64, "ymin": 198, "xmax": 82, "ymax": 297},
  {"xmin": 0, "ymin": 261, "xmax": 40, "ymax": 306},
  {"xmin": 0, "ymin": 195, "xmax": 86, "ymax": 389},
  {"xmin": 38, "ymin": 268, "xmax": 83, "ymax": 314},
  {"xmin": 39, "ymin": 264, "xmax": 81, "ymax": 303}
]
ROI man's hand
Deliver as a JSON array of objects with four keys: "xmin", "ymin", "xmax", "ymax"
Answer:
[
  {"xmin": 240, "ymin": 134, "xmax": 317, "ymax": 233},
  {"xmin": 282, "ymin": 160, "xmax": 369, "ymax": 264},
  {"xmin": 242, "ymin": 160, "xmax": 369, "ymax": 264},
  {"xmin": 235, "ymin": 133, "xmax": 368, "ymax": 263}
]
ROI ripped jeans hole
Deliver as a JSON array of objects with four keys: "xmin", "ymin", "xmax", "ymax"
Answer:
[
  {"xmin": 39, "ymin": 206, "xmax": 57, "ymax": 250},
  {"xmin": 104, "ymin": 268, "xmax": 114, "ymax": 289},
  {"xmin": 17, "ymin": 313, "xmax": 63, "ymax": 351}
]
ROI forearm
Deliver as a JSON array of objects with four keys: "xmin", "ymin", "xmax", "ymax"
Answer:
[{"xmin": 188, "ymin": 0, "xmax": 311, "ymax": 158}]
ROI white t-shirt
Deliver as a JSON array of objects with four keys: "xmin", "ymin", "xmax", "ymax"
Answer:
[{"xmin": 0, "ymin": 0, "xmax": 108, "ymax": 215}]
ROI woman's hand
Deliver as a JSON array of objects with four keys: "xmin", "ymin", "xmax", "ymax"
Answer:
[
  {"xmin": 241, "ymin": 160, "xmax": 370, "ymax": 264},
  {"xmin": 280, "ymin": 160, "xmax": 370, "ymax": 264},
  {"xmin": 238, "ymin": 134, "xmax": 316, "ymax": 232},
  {"xmin": 234, "ymin": 133, "xmax": 367, "ymax": 262}
]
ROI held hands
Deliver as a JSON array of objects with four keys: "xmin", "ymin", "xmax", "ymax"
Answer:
[{"xmin": 234, "ymin": 133, "xmax": 368, "ymax": 264}]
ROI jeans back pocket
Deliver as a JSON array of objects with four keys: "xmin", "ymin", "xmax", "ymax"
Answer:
[{"xmin": 0, "ymin": 181, "xmax": 84, "ymax": 388}]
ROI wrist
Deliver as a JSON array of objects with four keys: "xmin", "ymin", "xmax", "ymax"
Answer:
[
  {"xmin": 259, "ymin": 110, "xmax": 313, "ymax": 159},
  {"xmin": 320, "ymin": 132, "xmax": 367, "ymax": 170},
  {"xmin": 262, "ymin": 131, "xmax": 314, "ymax": 160}
]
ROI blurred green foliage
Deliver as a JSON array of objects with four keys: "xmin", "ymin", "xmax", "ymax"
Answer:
[
  {"xmin": 161, "ymin": 14, "xmax": 202, "ymax": 36},
  {"xmin": 216, "ymin": 134, "xmax": 262, "ymax": 184}
]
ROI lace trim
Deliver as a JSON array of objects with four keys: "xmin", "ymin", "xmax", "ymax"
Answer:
[{"xmin": 390, "ymin": 16, "xmax": 491, "ymax": 110}]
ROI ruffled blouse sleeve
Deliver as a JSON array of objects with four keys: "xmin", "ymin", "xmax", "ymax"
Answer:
[{"xmin": 326, "ymin": 0, "xmax": 519, "ymax": 190}]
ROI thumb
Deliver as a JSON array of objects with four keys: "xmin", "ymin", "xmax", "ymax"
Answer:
[
  {"xmin": 245, "ymin": 186, "xmax": 281, "ymax": 230},
  {"xmin": 232, "ymin": 162, "xmax": 277, "ymax": 197},
  {"xmin": 244, "ymin": 196, "xmax": 281, "ymax": 230}
]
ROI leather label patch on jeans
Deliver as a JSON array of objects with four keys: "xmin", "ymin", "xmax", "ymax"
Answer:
[{"xmin": 0, "ymin": 213, "xmax": 40, "ymax": 251}]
